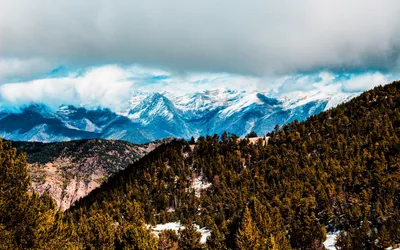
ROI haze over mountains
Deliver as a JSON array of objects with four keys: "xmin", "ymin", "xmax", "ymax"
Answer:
[{"xmin": 0, "ymin": 86, "xmax": 356, "ymax": 143}]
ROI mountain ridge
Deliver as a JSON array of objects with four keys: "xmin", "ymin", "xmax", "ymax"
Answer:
[
  {"xmin": 2, "ymin": 81, "xmax": 400, "ymax": 249},
  {"xmin": 0, "ymin": 89, "xmax": 356, "ymax": 143},
  {"xmin": 11, "ymin": 138, "xmax": 170, "ymax": 210},
  {"xmin": 66, "ymin": 81, "xmax": 400, "ymax": 249}
]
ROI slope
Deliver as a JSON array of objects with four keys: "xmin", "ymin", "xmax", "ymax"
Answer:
[
  {"xmin": 11, "ymin": 138, "xmax": 169, "ymax": 210},
  {"xmin": 67, "ymin": 81, "xmax": 400, "ymax": 249}
]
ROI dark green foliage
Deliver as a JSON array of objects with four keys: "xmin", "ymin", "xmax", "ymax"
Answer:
[
  {"xmin": 158, "ymin": 230, "xmax": 178, "ymax": 250},
  {"xmin": 0, "ymin": 139, "xmax": 157, "ymax": 249},
  {"xmin": 178, "ymin": 222, "xmax": 202, "ymax": 250},
  {"xmin": 207, "ymin": 223, "xmax": 228, "ymax": 250},
  {"xmin": 0, "ymin": 140, "xmax": 69, "ymax": 249},
  {"xmin": 246, "ymin": 131, "xmax": 258, "ymax": 138}
]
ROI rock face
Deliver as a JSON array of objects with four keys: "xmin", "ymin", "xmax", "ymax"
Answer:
[{"xmin": 12, "ymin": 138, "xmax": 169, "ymax": 211}]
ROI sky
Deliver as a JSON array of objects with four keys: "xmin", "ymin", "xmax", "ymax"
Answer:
[{"xmin": 0, "ymin": 0, "xmax": 400, "ymax": 112}]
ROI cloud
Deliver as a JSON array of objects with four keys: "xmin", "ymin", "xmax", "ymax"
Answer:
[
  {"xmin": 0, "ymin": 65, "xmax": 135, "ymax": 112},
  {"xmin": 0, "ymin": 64, "xmax": 394, "ymax": 113},
  {"xmin": 1, "ymin": 0, "xmax": 400, "ymax": 77},
  {"xmin": 340, "ymin": 72, "xmax": 389, "ymax": 92},
  {"xmin": 0, "ymin": 65, "xmax": 260, "ymax": 112},
  {"xmin": 267, "ymin": 71, "xmax": 393, "ymax": 98},
  {"xmin": 0, "ymin": 58, "xmax": 54, "ymax": 83},
  {"xmin": 278, "ymin": 74, "xmax": 325, "ymax": 93}
]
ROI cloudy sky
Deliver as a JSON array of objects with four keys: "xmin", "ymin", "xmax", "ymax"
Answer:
[{"xmin": 0, "ymin": 0, "xmax": 400, "ymax": 111}]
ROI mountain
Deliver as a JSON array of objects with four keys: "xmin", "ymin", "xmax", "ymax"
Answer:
[
  {"xmin": 11, "ymin": 138, "xmax": 170, "ymax": 210},
  {"xmin": 0, "ymin": 89, "xmax": 355, "ymax": 143},
  {"xmin": 65, "ymin": 81, "xmax": 400, "ymax": 249},
  {"xmin": 3, "ymin": 81, "xmax": 400, "ymax": 249}
]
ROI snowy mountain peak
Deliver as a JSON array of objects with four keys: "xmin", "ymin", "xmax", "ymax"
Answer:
[
  {"xmin": 128, "ymin": 93, "xmax": 179, "ymax": 123},
  {"xmin": 0, "ymin": 88, "xmax": 360, "ymax": 144}
]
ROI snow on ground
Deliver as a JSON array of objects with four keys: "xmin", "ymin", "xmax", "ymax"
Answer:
[
  {"xmin": 191, "ymin": 176, "xmax": 212, "ymax": 197},
  {"xmin": 166, "ymin": 207, "xmax": 175, "ymax": 213},
  {"xmin": 149, "ymin": 221, "xmax": 211, "ymax": 244},
  {"xmin": 197, "ymin": 227, "xmax": 211, "ymax": 243},
  {"xmin": 151, "ymin": 222, "xmax": 183, "ymax": 232},
  {"xmin": 323, "ymin": 231, "xmax": 340, "ymax": 250},
  {"xmin": 322, "ymin": 230, "xmax": 400, "ymax": 250}
]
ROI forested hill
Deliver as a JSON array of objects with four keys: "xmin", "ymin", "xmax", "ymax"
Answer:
[
  {"xmin": 3, "ymin": 81, "xmax": 400, "ymax": 249},
  {"xmin": 10, "ymin": 138, "xmax": 169, "ymax": 211},
  {"xmin": 65, "ymin": 81, "xmax": 400, "ymax": 249}
]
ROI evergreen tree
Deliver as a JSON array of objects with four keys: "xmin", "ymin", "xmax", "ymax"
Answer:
[
  {"xmin": 377, "ymin": 225, "xmax": 392, "ymax": 249},
  {"xmin": 0, "ymin": 140, "xmax": 65, "ymax": 249},
  {"xmin": 116, "ymin": 222, "xmax": 158, "ymax": 250},
  {"xmin": 236, "ymin": 207, "xmax": 261, "ymax": 250},
  {"xmin": 207, "ymin": 223, "xmax": 227, "ymax": 250},
  {"xmin": 158, "ymin": 230, "xmax": 178, "ymax": 250},
  {"xmin": 178, "ymin": 222, "xmax": 202, "ymax": 250},
  {"xmin": 246, "ymin": 131, "xmax": 258, "ymax": 138}
]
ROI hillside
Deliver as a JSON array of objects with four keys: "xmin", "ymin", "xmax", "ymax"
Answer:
[
  {"xmin": 2, "ymin": 81, "xmax": 400, "ymax": 249},
  {"xmin": 68, "ymin": 81, "xmax": 400, "ymax": 249},
  {"xmin": 11, "ymin": 138, "xmax": 169, "ymax": 210}
]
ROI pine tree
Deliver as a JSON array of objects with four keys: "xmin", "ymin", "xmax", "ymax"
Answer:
[
  {"xmin": 80, "ymin": 214, "xmax": 116, "ymax": 250},
  {"xmin": 0, "ymin": 140, "xmax": 61, "ymax": 248},
  {"xmin": 0, "ymin": 140, "xmax": 31, "ymax": 234},
  {"xmin": 246, "ymin": 131, "xmax": 258, "ymax": 138},
  {"xmin": 178, "ymin": 222, "xmax": 202, "ymax": 250},
  {"xmin": 377, "ymin": 225, "xmax": 392, "ymax": 249},
  {"xmin": 158, "ymin": 230, "xmax": 177, "ymax": 250},
  {"xmin": 116, "ymin": 222, "xmax": 158, "ymax": 250},
  {"xmin": 207, "ymin": 223, "xmax": 227, "ymax": 250},
  {"xmin": 236, "ymin": 207, "xmax": 261, "ymax": 250}
]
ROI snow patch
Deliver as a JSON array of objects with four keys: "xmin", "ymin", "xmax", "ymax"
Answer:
[
  {"xmin": 150, "ymin": 222, "xmax": 211, "ymax": 244},
  {"xmin": 190, "ymin": 176, "xmax": 212, "ymax": 197},
  {"xmin": 323, "ymin": 231, "xmax": 340, "ymax": 250}
]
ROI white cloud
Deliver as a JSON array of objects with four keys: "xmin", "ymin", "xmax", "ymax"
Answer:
[
  {"xmin": 0, "ymin": 65, "xmax": 135, "ymax": 112},
  {"xmin": 0, "ymin": 65, "xmax": 261, "ymax": 112},
  {"xmin": 341, "ymin": 72, "xmax": 388, "ymax": 92},
  {"xmin": 267, "ymin": 71, "xmax": 393, "ymax": 100},
  {"xmin": 1, "ymin": 0, "xmax": 400, "ymax": 75},
  {"xmin": 0, "ymin": 64, "xmax": 394, "ymax": 113}
]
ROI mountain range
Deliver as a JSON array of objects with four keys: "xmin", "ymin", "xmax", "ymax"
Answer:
[
  {"xmin": 66, "ymin": 81, "xmax": 400, "ymax": 249},
  {"xmin": 0, "ymin": 88, "xmax": 356, "ymax": 143},
  {"xmin": 3, "ymin": 81, "xmax": 400, "ymax": 249}
]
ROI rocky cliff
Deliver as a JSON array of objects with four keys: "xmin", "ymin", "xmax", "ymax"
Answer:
[{"xmin": 12, "ymin": 138, "xmax": 169, "ymax": 210}]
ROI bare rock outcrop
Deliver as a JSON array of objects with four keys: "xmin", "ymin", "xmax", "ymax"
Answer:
[{"xmin": 13, "ymin": 138, "xmax": 170, "ymax": 211}]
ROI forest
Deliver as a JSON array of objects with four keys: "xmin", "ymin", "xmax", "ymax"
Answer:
[{"xmin": 3, "ymin": 81, "xmax": 400, "ymax": 249}]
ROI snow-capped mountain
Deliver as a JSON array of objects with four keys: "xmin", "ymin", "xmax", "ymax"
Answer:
[{"xmin": 0, "ymin": 89, "xmax": 356, "ymax": 143}]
